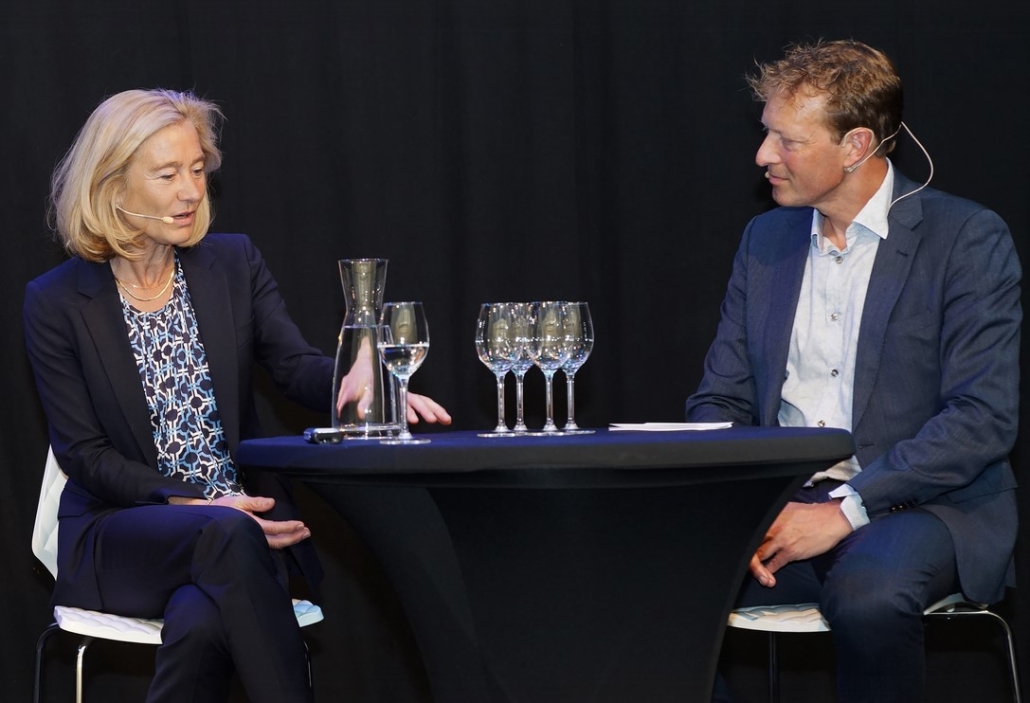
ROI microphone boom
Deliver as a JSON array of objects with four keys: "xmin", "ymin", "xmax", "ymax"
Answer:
[{"xmin": 117, "ymin": 206, "xmax": 175, "ymax": 225}]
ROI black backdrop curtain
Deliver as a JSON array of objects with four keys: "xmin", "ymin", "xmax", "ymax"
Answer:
[{"xmin": 3, "ymin": 1, "xmax": 1029, "ymax": 700}]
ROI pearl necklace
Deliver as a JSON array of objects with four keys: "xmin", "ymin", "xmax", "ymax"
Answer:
[{"xmin": 114, "ymin": 263, "xmax": 176, "ymax": 302}]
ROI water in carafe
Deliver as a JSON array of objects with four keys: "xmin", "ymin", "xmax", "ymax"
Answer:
[{"xmin": 332, "ymin": 259, "xmax": 399, "ymax": 436}]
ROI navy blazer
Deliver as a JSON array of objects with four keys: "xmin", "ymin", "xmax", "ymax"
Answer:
[
  {"xmin": 686, "ymin": 173, "xmax": 1021, "ymax": 604},
  {"xmin": 24, "ymin": 233, "xmax": 333, "ymax": 609}
]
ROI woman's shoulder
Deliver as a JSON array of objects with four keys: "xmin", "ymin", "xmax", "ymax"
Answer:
[
  {"xmin": 182, "ymin": 232, "xmax": 264, "ymax": 268},
  {"xmin": 191, "ymin": 232, "xmax": 256, "ymax": 253},
  {"xmin": 27, "ymin": 256, "xmax": 100, "ymax": 296},
  {"xmin": 24, "ymin": 257, "xmax": 112, "ymax": 324}
]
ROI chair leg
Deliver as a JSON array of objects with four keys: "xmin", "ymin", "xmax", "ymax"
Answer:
[
  {"xmin": 76, "ymin": 636, "xmax": 95, "ymax": 703},
  {"xmin": 34, "ymin": 623, "xmax": 61, "ymax": 703},
  {"xmin": 978, "ymin": 610, "xmax": 1022, "ymax": 703},
  {"xmin": 304, "ymin": 639, "xmax": 313, "ymax": 693},
  {"xmin": 768, "ymin": 631, "xmax": 780, "ymax": 703},
  {"xmin": 926, "ymin": 608, "xmax": 1022, "ymax": 703}
]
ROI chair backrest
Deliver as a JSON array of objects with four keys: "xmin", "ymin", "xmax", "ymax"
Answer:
[{"xmin": 31, "ymin": 447, "xmax": 67, "ymax": 579}]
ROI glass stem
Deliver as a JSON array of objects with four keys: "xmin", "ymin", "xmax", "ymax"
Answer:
[
  {"xmin": 494, "ymin": 373, "xmax": 508, "ymax": 432},
  {"xmin": 396, "ymin": 377, "xmax": 411, "ymax": 439},
  {"xmin": 514, "ymin": 373, "xmax": 527, "ymax": 431},
  {"xmin": 543, "ymin": 370, "xmax": 557, "ymax": 432},
  {"xmin": 565, "ymin": 372, "xmax": 578, "ymax": 430}
]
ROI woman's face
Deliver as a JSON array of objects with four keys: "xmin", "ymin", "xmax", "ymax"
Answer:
[{"xmin": 119, "ymin": 120, "xmax": 207, "ymax": 249}]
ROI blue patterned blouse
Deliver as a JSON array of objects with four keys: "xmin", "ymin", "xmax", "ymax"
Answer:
[{"xmin": 120, "ymin": 259, "xmax": 243, "ymax": 498}]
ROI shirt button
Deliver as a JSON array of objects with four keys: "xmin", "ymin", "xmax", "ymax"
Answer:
[
  {"xmin": 830, "ymin": 312, "xmax": 840, "ymax": 322},
  {"xmin": 817, "ymin": 420, "xmax": 826, "ymax": 427},
  {"xmin": 835, "ymin": 256, "xmax": 844, "ymax": 264},
  {"xmin": 831, "ymin": 369, "xmax": 839, "ymax": 377}
]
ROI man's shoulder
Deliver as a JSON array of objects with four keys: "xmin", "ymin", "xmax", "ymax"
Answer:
[
  {"xmin": 742, "ymin": 206, "xmax": 813, "ymax": 253},
  {"xmin": 906, "ymin": 181, "xmax": 978, "ymax": 206},
  {"xmin": 749, "ymin": 205, "xmax": 811, "ymax": 230},
  {"xmin": 894, "ymin": 175, "xmax": 1000, "ymax": 224},
  {"xmin": 890, "ymin": 184, "xmax": 1013, "ymax": 252}
]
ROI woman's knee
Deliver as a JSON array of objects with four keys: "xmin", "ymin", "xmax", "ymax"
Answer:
[
  {"xmin": 192, "ymin": 507, "xmax": 283, "ymax": 584},
  {"xmin": 162, "ymin": 584, "xmax": 228, "ymax": 646},
  {"xmin": 201, "ymin": 507, "xmax": 266, "ymax": 547}
]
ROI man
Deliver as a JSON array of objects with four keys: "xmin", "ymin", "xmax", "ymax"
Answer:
[{"xmin": 687, "ymin": 40, "xmax": 1020, "ymax": 702}]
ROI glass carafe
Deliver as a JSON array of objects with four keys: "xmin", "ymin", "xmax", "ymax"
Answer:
[{"xmin": 331, "ymin": 259, "xmax": 399, "ymax": 437}]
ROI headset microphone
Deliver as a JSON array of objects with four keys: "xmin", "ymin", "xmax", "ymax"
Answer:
[
  {"xmin": 839, "ymin": 121, "xmax": 934, "ymax": 210},
  {"xmin": 844, "ymin": 123, "xmax": 903, "ymax": 174},
  {"xmin": 117, "ymin": 206, "xmax": 175, "ymax": 225}
]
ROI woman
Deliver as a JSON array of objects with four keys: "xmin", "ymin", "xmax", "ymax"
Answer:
[{"xmin": 23, "ymin": 88, "xmax": 450, "ymax": 702}]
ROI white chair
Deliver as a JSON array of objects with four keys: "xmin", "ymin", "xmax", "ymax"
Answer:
[
  {"xmin": 728, "ymin": 595, "xmax": 1021, "ymax": 703},
  {"xmin": 32, "ymin": 447, "xmax": 324, "ymax": 703}
]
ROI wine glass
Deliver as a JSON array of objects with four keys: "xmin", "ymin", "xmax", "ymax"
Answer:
[
  {"xmin": 526, "ymin": 301, "xmax": 570, "ymax": 433},
  {"xmin": 562, "ymin": 302, "xmax": 594, "ymax": 434},
  {"xmin": 475, "ymin": 303, "xmax": 517, "ymax": 436},
  {"xmin": 378, "ymin": 302, "xmax": 431, "ymax": 445},
  {"xmin": 507, "ymin": 302, "xmax": 535, "ymax": 433}
]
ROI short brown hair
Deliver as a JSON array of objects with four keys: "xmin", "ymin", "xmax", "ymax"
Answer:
[
  {"xmin": 748, "ymin": 39, "xmax": 903, "ymax": 155},
  {"xmin": 49, "ymin": 89, "xmax": 224, "ymax": 262}
]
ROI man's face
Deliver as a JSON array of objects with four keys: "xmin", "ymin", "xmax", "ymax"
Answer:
[{"xmin": 756, "ymin": 90, "xmax": 849, "ymax": 211}]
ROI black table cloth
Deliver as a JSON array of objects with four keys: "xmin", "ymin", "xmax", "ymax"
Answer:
[{"xmin": 239, "ymin": 426, "xmax": 854, "ymax": 703}]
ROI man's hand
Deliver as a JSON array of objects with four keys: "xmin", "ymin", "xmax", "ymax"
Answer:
[{"xmin": 750, "ymin": 500, "xmax": 853, "ymax": 587}]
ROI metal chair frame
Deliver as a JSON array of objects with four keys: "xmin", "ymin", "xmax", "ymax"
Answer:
[{"xmin": 727, "ymin": 594, "xmax": 1021, "ymax": 703}]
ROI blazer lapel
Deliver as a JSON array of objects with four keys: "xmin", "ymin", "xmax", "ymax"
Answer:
[
  {"xmin": 851, "ymin": 175, "xmax": 925, "ymax": 429},
  {"xmin": 77, "ymin": 261, "xmax": 159, "ymax": 466},
  {"xmin": 758, "ymin": 208, "xmax": 810, "ymax": 425},
  {"xmin": 178, "ymin": 244, "xmax": 242, "ymax": 452}
]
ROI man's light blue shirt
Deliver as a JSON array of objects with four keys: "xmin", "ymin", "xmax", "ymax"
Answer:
[{"xmin": 777, "ymin": 162, "xmax": 896, "ymax": 528}]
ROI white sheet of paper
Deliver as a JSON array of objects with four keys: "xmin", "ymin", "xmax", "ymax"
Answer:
[{"xmin": 608, "ymin": 422, "xmax": 733, "ymax": 432}]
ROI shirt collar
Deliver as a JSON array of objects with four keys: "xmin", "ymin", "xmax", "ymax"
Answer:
[{"xmin": 811, "ymin": 160, "xmax": 895, "ymax": 249}]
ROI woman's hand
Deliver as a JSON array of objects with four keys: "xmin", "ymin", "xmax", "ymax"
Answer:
[
  {"xmin": 171, "ymin": 494, "xmax": 311, "ymax": 549},
  {"xmin": 406, "ymin": 392, "xmax": 452, "ymax": 425},
  {"xmin": 335, "ymin": 337, "xmax": 453, "ymax": 426},
  {"xmin": 335, "ymin": 336, "xmax": 376, "ymax": 418}
]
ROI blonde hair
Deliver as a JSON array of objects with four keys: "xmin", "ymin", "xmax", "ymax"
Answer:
[
  {"xmin": 748, "ymin": 40, "xmax": 903, "ymax": 156},
  {"xmin": 49, "ymin": 89, "xmax": 224, "ymax": 261}
]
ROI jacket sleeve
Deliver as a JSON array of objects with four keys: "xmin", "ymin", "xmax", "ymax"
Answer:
[
  {"xmin": 238, "ymin": 235, "xmax": 335, "ymax": 411},
  {"xmin": 848, "ymin": 207, "xmax": 1021, "ymax": 515},
  {"xmin": 685, "ymin": 219, "xmax": 762, "ymax": 426}
]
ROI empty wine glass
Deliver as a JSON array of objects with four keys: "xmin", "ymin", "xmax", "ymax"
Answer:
[
  {"xmin": 475, "ymin": 303, "xmax": 517, "ymax": 436},
  {"xmin": 562, "ymin": 302, "xmax": 594, "ymax": 434},
  {"xmin": 507, "ymin": 302, "xmax": 535, "ymax": 433},
  {"xmin": 527, "ymin": 301, "xmax": 570, "ymax": 433},
  {"xmin": 378, "ymin": 302, "xmax": 431, "ymax": 445}
]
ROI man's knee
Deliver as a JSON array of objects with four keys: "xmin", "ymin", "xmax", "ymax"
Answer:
[{"xmin": 821, "ymin": 564, "xmax": 924, "ymax": 631}]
